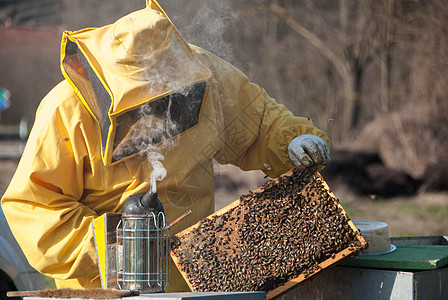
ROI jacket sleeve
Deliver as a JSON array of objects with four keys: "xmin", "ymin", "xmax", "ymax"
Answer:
[
  {"xmin": 194, "ymin": 47, "xmax": 330, "ymax": 178},
  {"xmin": 236, "ymin": 87, "xmax": 330, "ymax": 178},
  {"xmin": 0, "ymin": 82, "xmax": 99, "ymax": 280}
]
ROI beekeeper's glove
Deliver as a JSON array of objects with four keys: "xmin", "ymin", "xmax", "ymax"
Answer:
[{"xmin": 288, "ymin": 134, "xmax": 330, "ymax": 168}]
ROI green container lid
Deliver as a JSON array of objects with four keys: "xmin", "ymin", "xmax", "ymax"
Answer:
[{"xmin": 344, "ymin": 245, "xmax": 448, "ymax": 270}]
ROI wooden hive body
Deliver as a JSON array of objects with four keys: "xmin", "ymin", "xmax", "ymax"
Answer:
[{"xmin": 171, "ymin": 167, "xmax": 367, "ymax": 299}]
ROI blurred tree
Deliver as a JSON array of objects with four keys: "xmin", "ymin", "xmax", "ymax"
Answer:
[
  {"xmin": 0, "ymin": 0, "xmax": 61, "ymax": 26},
  {"xmin": 268, "ymin": 0, "xmax": 397, "ymax": 140},
  {"xmin": 2, "ymin": 0, "xmax": 447, "ymax": 172}
]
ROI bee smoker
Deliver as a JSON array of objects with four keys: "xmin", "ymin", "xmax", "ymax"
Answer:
[{"xmin": 116, "ymin": 191, "xmax": 170, "ymax": 292}]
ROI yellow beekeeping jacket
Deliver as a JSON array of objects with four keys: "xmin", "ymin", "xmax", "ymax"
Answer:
[{"xmin": 1, "ymin": 0, "xmax": 329, "ymax": 291}]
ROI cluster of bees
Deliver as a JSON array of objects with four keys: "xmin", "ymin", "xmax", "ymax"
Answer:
[{"xmin": 171, "ymin": 167, "xmax": 362, "ymax": 292}]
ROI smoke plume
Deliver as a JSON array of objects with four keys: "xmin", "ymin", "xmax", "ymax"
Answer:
[{"xmin": 137, "ymin": 99, "xmax": 179, "ymax": 193}]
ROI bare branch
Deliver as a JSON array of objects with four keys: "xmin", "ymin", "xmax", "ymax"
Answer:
[{"xmin": 269, "ymin": 4, "xmax": 351, "ymax": 83}]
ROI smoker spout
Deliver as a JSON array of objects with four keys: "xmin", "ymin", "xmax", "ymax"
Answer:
[{"xmin": 141, "ymin": 191, "xmax": 158, "ymax": 209}]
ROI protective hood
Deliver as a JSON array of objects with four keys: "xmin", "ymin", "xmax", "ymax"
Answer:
[{"xmin": 60, "ymin": 0, "xmax": 212, "ymax": 165}]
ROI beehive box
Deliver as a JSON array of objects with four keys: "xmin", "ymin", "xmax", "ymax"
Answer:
[{"xmin": 171, "ymin": 167, "xmax": 367, "ymax": 299}]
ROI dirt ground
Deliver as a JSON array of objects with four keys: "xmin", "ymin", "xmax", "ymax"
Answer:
[{"xmin": 1, "ymin": 147, "xmax": 447, "ymax": 238}]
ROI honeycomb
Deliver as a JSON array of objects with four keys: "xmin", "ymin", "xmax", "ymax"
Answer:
[{"xmin": 171, "ymin": 167, "xmax": 366, "ymax": 298}]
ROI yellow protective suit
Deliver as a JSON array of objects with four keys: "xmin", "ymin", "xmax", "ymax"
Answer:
[{"xmin": 1, "ymin": 0, "xmax": 329, "ymax": 291}]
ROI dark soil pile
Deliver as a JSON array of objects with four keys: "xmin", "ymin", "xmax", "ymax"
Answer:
[{"xmin": 325, "ymin": 99, "xmax": 448, "ymax": 197}]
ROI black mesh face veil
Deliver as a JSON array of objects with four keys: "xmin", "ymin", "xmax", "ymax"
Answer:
[
  {"xmin": 62, "ymin": 39, "xmax": 112, "ymax": 159},
  {"xmin": 112, "ymin": 81, "xmax": 207, "ymax": 162}
]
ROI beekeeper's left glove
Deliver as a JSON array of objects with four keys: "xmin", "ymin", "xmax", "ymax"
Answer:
[{"xmin": 288, "ymin": 134, "xmax": 330, "ymax": 168}]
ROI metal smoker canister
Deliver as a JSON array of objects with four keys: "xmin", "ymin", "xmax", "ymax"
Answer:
[{"xmin": 116, "ymin": 192, "xmax": 170, "ymax": 292}]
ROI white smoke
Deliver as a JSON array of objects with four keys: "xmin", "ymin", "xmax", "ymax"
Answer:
[
  {"xmin": 137, "ymin": 98, "xmax": 179, "ymax": 193},
  {"xmin": 112, "ymin": 95, "xmax": 180, "ymax": 194},
  {"xmin": 115, "ymin": 1, "xmax": 237, "ymax": 193},
  {"xmin": 132, "ymin": 16, "xmax": 214, "ymax": 194},
  {"xmin": 140, "ymin": 44, "xmax": 205, "ymax": 97},
  {"xmin": 169, "ymin": 0, "xmax": 236, "ymax": 63}
]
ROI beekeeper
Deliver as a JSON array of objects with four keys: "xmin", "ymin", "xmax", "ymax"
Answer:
[{"xmin": 1, "ymin": 0, "xmax": 330, "ymax": 291}]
